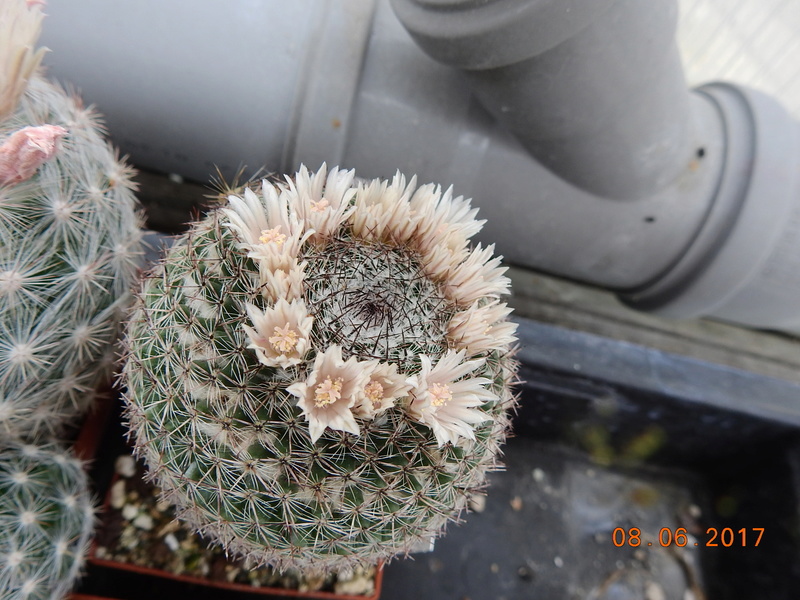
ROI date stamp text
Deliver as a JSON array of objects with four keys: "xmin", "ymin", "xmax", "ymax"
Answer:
[{"xmin": 612, "ymin": 527, "xmax": 764, "ymax": 547}]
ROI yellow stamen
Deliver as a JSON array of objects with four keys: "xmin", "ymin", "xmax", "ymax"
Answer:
[
  {"xmin": 268, "ymin": 324, "xmax": 299, "ymax": 353},
  {"xmin": 259, "ymin": 227, "xmax": 286, "ymax": 247},
  {"xmin": 310, "ymin": 198, "xmax": 330, "ymax": 213},
  {"xmin": 314, "ymin": 376, "xmax": 343, "ymax": 407},
  {"xmin": 429, "ymin": 382, "xmax": 452, "ymax": 407},
  {"xmin": 364, "ymin": 380, "xmax": 385, "ymax": 407}
]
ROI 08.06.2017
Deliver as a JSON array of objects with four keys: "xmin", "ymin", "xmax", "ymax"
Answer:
[{"xmin": 612, "ymin": 527, "xmax": 764, "ymax": 547}]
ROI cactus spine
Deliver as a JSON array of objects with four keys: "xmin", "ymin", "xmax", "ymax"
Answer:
[
  {"xmin": 0, "ymin": 441, "xmax": 95, "ymax": 600},
  {"xmin": 0, "ymin": 0, "xmax": 143, "ymax": 438},
  {"xmin": 123, "ymin": 165, "xmax": 518, "ymax": 572}
]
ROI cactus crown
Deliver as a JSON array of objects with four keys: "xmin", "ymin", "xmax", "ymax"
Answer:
[
  {"xmin": 0, "ymin": 441, "xmax": 95, "ymax": 600},
  {"xmin": 302, "ymin": 235, "xmax": 452, "ymax": 366},
  {"xmin": 124, "ymin": 165, "xmax": 518, "ymax": 572}
]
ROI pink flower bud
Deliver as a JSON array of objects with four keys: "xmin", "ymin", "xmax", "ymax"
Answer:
[{"xmin": 0, "ymin": 125, "xmax": 67, "ymax": 185}]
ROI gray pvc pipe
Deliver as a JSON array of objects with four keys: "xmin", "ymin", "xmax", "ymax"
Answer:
[
  {"xmin": 37, "ymin": 0, "xmax": 800, "ymax": 333},
  {"xmin": 391, "ymin": 0, "xmax": 695, "ymax": 200},
  {"xmin": 38, "ymin": 0, "xmax": 719, "ymax": 290}
]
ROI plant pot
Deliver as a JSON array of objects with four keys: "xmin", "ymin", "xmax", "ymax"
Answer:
[{"xmin": 73, "ymin": 394, "xmax": 383, "ymax": 600}]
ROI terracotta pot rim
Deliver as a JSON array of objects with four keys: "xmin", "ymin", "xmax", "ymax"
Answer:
[{"xmin": 86, "ymin": 553, "xmax": 383, "ymax": 600}]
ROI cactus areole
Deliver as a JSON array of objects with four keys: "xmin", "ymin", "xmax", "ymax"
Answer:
[{"xmin": 124, "ymin": 165, "xmax": 518, "ymax": 571}]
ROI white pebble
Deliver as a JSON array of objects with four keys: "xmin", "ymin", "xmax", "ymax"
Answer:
[
  {"xmin": 334, "ymin": 574, "xmax": 373, "ymax": 596},
  {"xmin": 164, "ymin": 533, "xmax": 179, "ymax": 551},
  {"xmin": 645, "ymin": 581, "xmax": 666, "ymax": 600},
  {"xmin": 121, "ymin": 504, "xmax": 138, "ymax": 521},
  {"xmin": 554, "ymin": 556, "xmax": 564, "ymax": 568},
  {"xmin": 110, "ymin": 480, "xmax": 126, "ymax": 509},
  {"xmin": 115, "ymin": 455, "xmax": 136, "ymax": 478},
  {"xmin": 132, "ymin": 513, "xmax": 154, "ymax": 531},
  {"xmin": 532, "ymin": 468, "xmax": 545, "ymax": 482}
]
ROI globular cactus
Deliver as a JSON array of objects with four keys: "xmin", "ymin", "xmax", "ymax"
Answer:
[
  {"xmin": 0, "ymin": 441, "xmax": 94, "ymax": 600},
  {"xmin": 123, "ymin": 165, "xmax": 518, "ymax": 572},
  {"xmin": 0, "ymin": 0, "xmax": 142, "ymax": 438}
]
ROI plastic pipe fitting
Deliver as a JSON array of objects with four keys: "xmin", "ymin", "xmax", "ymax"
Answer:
[
  {"xmin": 390, "ymin": 0, "xmax": 696, "ymax": 200},
  {"xmin": 622, "ymin": 84, "xmax": 800, "ymax": 331}
]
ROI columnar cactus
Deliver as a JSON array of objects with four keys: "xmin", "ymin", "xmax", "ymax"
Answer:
[
  {"xmin": 0, "ymin": 0, "xmax": 142, "ymax": 437},
  {"xmin": 124, "ymin": 165, "xmax": 518, "ymax": 571},
  {"xmin": 0, "ymin": 441, "xmax": 95, "ymax": 600}
]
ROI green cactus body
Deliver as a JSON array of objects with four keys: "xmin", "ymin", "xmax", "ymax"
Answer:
[
  {"xmin": 0, "ymin": 441, "xmax": 94, "ymax": 600},
  {"xmin": 124, "ymin": 166, "xmax": 517, "ymax": 572},
  {"xmin": 0, "ymin": 74, "xmax": 143, "ymax": 437}
]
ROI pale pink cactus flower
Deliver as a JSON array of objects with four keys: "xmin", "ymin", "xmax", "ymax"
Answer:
[
  {"xmin": 0, "ymin": 125, "xmax": 66, "ymax": 186},
  {"xmin": 352, "ymin": 361, "xmax": 415, "ymax": 420},
  {"xmin": 0, "ymin": 0, "xmax": 47, "ymax": 120},
  {"xmin": 242, "ymin": 298, "xmax": 313, "ymax": 369},
  {"xmin": 287, "ymin": 345, "xmax": 371, "ymax": 443},
  {"xmin": 408, "ymin": 350, "xmax": 498, "ymax": 447}
]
